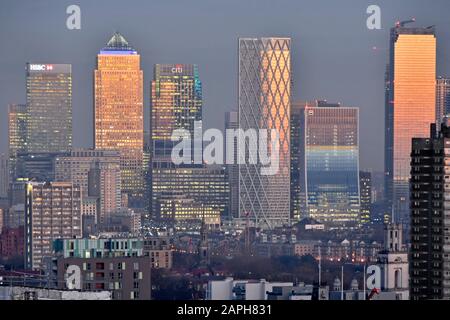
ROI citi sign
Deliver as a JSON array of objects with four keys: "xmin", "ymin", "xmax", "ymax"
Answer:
[
  {"xmin": 29, "ymin": 64, "xmax": 54, "ymax": 71},
  {"xmin": 171, "ymin": 65, "xmax": 183, "ymax": 73}
]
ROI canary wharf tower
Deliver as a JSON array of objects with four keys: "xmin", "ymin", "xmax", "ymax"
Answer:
[
  {"xmin": 94, "ymin": 33, "xmax": 144, "ymax": 201},
  {"xmin": 238, "ymin": 38, "xmax": 291, "ymax": 229},
  {"xmin": 385, "ymin": 23, "xmax": 436, "ymax": 224},
  {"xmin": 26, "ymin": 63, "xmax": 72, "ymax": 153}
]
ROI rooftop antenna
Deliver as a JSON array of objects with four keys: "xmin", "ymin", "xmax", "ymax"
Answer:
[{"xmin": 395, "ymin": 17, "xmax": 416, "ymax": 28}]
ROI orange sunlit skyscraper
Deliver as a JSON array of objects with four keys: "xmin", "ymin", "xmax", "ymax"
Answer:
[
  {"xmin": 94, "ymin": 32, "xmax": 144, "ymax": 202},
  {"xmin": 385, "ymin": 22, "xmax": 436, "ymax": 225},
  {"xmin": 238, "ymin": 37, "xmax": 291, "ymax": 229}
]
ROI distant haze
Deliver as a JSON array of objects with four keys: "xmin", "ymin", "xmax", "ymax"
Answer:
[{"xmin": 1, "ymin": 0, "xmax": 450, "ymax": 172}]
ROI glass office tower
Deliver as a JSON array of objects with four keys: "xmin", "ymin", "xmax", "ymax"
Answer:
[
  {"xmin": 8, "ymin": 104, "xmax": 28, "ymax": 180},
  {"xmin": 301, "ymin": 101, "xmax": 360, "ymax": 229},
  {"xmin": 94, "ymin": 32, "xmax": 144, "ymax": 202},
  {"xmin": 26, "ymin": 63, "xmax": 72, "ymax": 153},
  {"xmin": 436, "ymin": 77, "xmax": 450, "ymax": 127},
  {"xmin": 151, "ymin": 64, "xmax": 202, "ymax": 161},
  {"xmin": 291, "ymin": 101, "xmax": 307, "ymax": 221},
  {"xmin": 238, "ymin": 37, "xmax": 291, "ymax": 229},
  {"xmin": 385, "ymin": 23, "xmax": 436, "ymax": 224},
  {"xmin": 150, "ymin": 64, "xmax": 225, "ymax": 222}
]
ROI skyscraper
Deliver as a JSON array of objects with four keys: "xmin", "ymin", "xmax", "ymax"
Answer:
[
  {"xmin": 225, "ymin": 111, "xmax": 239, "ymax": 219},
  {"xmin": 150, "ymin": 64, "xmax": 208, "ymax": 220},
  {"xmin": 291, "ymin": 101, "xmax": 307, "ymax": 222},
  {"xmin": 151, "ymin": 64, "xmax": 202, "ymax": 161},
  {"xmin": 0, "ymin": 154, "xmax": 8, "ymax": 198},
  {"xmin": 25, "ymin": 181, "xmax": 82, "ymax": 269},
  {"xmin": 8, "ymin": 104, "xmax": 27, "ymax": 180},
  {"xmin": 26, "ymin": 63, "xmax": 72, "ymax": 153},
  {"xmin": 385, "ymin": 22, "xmax": 436, "ymax": 224},
  {"xmin": 301, "ymin": 101, "xmax": 360, "ymax": 229},
  {"xmin": 238, "ymin": 37, "xmax": 291, "ymax": 229},
  {"xmin": 436, "ymin": 77, "xmax": 450, "ymax": 127},
  {"xmin": 54, "ymin": 149, "xmax": 121, "ymax": 224},
  {"xmin": 410, "ymin": 123, "xmax": 450, "ymax": 300},
  {"xmin": 359, "ymin": 171, "xmax": 372, "ymax": 226},
  {"xmin": 94, "ymin": 32, "xmax": 144, "ymax": 202}
]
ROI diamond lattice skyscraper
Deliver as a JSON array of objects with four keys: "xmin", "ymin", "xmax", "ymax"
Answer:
[
  {"xmin": 238, "ymin": 37, "xmax": 291, "ymax": 229},
  {"xmin": 94, "ymin": 32, "xmax": 144, "ymax": 202}
]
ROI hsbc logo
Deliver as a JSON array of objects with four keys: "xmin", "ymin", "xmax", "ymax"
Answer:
[{"xmin": 29, "ymin": 64, "xmax": 54, "ymax": 71}]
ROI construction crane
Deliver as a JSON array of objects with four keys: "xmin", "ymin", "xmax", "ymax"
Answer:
[{"xmin": 395, "ymin": 17, "xmax": 416, "ymax": 28}]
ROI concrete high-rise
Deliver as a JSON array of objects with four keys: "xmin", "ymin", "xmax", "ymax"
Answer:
[
  {"xmin": 26, "ymin": 63, "xmax": 72, "ymax": 153},
  {"xmin": 54, "ymin": 149, "xmax": 121, "ymax": 224},
  {"xmin": 385, "ymin": 22, "xmax": 436, "ymax": 224},
  {"xmin": 25, "ymin": 181, "xmax": 82, "ymax": 269},
  {"xmin": 94, "ymin": 32, "xmax": 144, "ymax": 203},
  {"xmin": 238, "ymin": 37, "xmax": 291, "ymax": 229},
  {"xmin": 410, "ymin": 123, "xmax": 450, "ymax": 300}
]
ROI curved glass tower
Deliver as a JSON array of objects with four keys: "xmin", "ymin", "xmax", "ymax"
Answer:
[{"xmin": 238, "ymin": 37, "xmax": 291, "ymax": 229}]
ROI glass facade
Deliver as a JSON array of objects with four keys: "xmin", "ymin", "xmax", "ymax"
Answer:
[
  {"xmin": 225, "ymin": 111, "xmax": 239, "ymax": 219},
  {"xmin": 151, "ymin": 64, "xmax": 202, "ymax": 161},
  {"xmin": 8, "ymin": 104, "xmax": 28, "ymax": 180},
  {"xmin": 150, "ymin": 64, "xmax": 212, "ymax": 221},
  {"xmin": 94, "ymin": 33, "xmax": 144, "ymax": 200},
  {"xmin": 291, "ymin": 101, "xmax": 307, "ymax": 221},
  {"xmin": 385, "ymin": 26, "xmax": 436, "ymax": 224},
  {"xmin": 26, "ymin": 64, "xmax": 72, "ymax": 153},
  {"xmin": 359, "ymin": 171, "xmax": 372, "ymax": 225},
  {"xmin": 436, "ymin": 77, "xmax": 450, "ymax": 127},
  {"xmin": 238, "ymin": 37, "xmax": 291, "ymax": 228},
  {"xmin": 151, "ymin": 164, "xmax": 228, "ymax": 221},
  {"xmin": 302, "ymin": 102, "xmax": 360, "ymax": 229}
]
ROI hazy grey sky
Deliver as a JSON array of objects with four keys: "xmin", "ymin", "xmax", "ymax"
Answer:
[{"xmin": 1, "ymin": 0, "xmax": 450, "ymax": 172}]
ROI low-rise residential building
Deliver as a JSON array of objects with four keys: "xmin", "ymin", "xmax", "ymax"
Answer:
[
  {"xmin": 0, "ymin": 286, "xmax": 111, "ymax": 300},
  {"xmin": 0, "ymin": 227, "xmax": 25, "ymax": 259},
  {"xmin": 55, "ymin": 256, "xmax": 152, "ymax": 300},
  {"xmin": 143, "ymin": 236, "xmax": 173, "ymax": 269},
  {"xmin": 54, "ymin": 238, "xmax": 143, "ymax": 258},
  {"xmin": 206, "ymin": 278, "xmax": 304, "ymax": 300}
]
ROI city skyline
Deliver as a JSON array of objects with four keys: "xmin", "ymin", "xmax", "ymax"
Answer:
[
  {"xmin": 3, "ymin": 0, "xmax": 450, "ymax": 304},
  {"xmin": 2, "ymin": 0, "xmax": 450, "ymax": 173}
]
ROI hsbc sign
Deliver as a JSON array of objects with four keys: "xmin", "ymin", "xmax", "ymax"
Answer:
[{"xmin": 29, "ymin": 64, "xmax": 54, "ymax": 71}]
